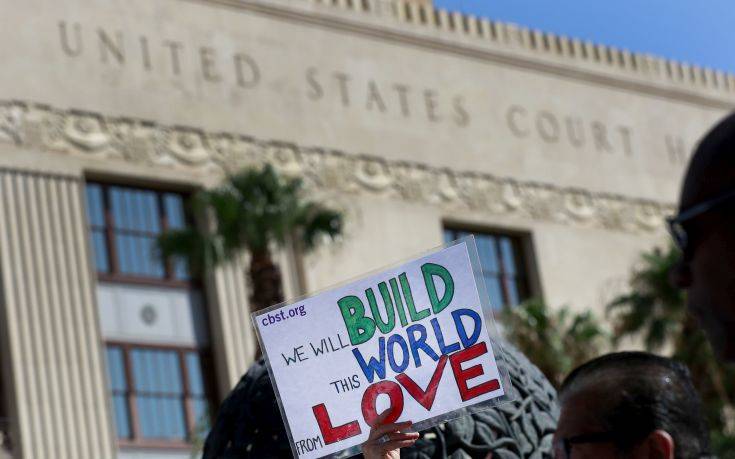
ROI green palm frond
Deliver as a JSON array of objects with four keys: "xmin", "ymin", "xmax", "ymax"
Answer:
[
  {"xmin": 503, "ymin": 299, "xmax": 606, "ymax": 387},
  {"xmin": 156, "ymin": 163, "xmax": 343, "ymax": 271},
  {"xmin": 156, "ymin": 227, "xmax": 218, "ymax": 276},
  {"xmin": 297, "ymin": 206, "xmax": 343, "ymax": 250},
  {"xmin": 607, "ymin": 244, "xmax": 686, "ymax": 350}
]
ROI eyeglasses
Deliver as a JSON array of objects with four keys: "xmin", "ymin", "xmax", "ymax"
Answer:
[
  {"xmin": 666, "ymin": 189, "xmax": 735, "ymax": 253},
  {"xmin": 553, "ymin": 431, "xmax": 618, "ymax": 459}
]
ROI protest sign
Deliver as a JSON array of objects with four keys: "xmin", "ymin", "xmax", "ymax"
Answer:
[{"xmin": 253, "ymin": 237, "xmax": 514, "ymax": 459}]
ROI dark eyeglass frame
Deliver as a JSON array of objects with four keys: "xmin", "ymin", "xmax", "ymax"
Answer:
[
  {"xmin": 666, "ymin": 189, "xmax": 735, "ymax": 253},
  {"xmin": 554, "ymin": 431, "xmax": 618, "ymax": 459}
]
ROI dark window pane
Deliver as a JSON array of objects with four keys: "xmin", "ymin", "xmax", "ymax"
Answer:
[
  {"xmin": 145, "ymin": 350, "xmax": 160, "ymax": 391},
  {"xmin": 499, "ymin": 237, "xmax": 517, "ymax": 276},
  {"xmin": 136, "ymin": 395, "xmax": 186, "ymax": 439},
  {"xmin": 115, "ymin": 234, "xmax": 129, "ymax": 274},
  {"xmin": 186, "ymin": 353, "xmax": 205, "ymax": 396},
  {"xmin": 164, "ymin": 194, "xmax": 190, "ymax": 280},
  {"xmin": 164, "ymin": 193, "xmax": 186, "ymax": 229},
  {"xmin": 132, "ymin": 349, "xmax": 187, "ymax": 440},
  {"xmin": 173, "ymin": 257, "xmax": 189, "ymax": 280},
  {"xmin": 192, "ymin": 398, "xmax": 210, "ymax": 432},
  {"xmin": 110, "ymin": 188, "xmax": 123, "ymax": 230},
  {"xmin": 105, "ymin": 344, "xmax": 211, "ymax": 444},
  {"xmin": 147, "ymin": 192, "xmax": 161, "ymax": 233},
  {"xmin": 131, "ymin": 349, "xmax": 150, "ymax": 392},
  {"xmin": 91, "ymin": 230, "xmax": 109, "ymax": 273},
  {"xmin": 138, "ymin": 192, "xmax": 149, "ymax": 232},
  {"xmin": 88, "ymin": 184, "xmax": 192, "ymax": 281},
  {"xmin": 506, "ymin": 278, "xmax": 521, "ymax": 306},
  {"xmin": 131, "ymin": 349, "xmax": 183, "ymax": 393},
  {"xmin": 112, "ymin": 394, "xmax": 131, "ymax": 439},
  {"xmin": 142, "ymin": 237, "xmax": 165, "ymax": 278},
  {"xmin": 110, "ymin": 187, "xmax": 160, "ymax": 233},
  {"xmin": 483, "ymin": 274, "xmax": 504, "ymax": 309},
  {"xmin": 134, "ymin": 191, "xmax": 160, "ymax": 233},
  {"xmin": 115, "ymin": 235, "xmax": 164, "ymax": 278},
  {"xmin": 129, "ymin": 191, "xmax": 141, "ymax": 232},
  {"xmin": 133, "ymin": 191, "xmax": 141, "ymax": 231},
  {"xmin": 148, "ymin": 194, "xmax": 161, "ymax": 233},
  {"xmin": 136, "ymin": 396, "xmax": 153, "ymax": 438},
  {"xmin": 443, "ymin": 229, "xmax": 455, "ymax": 244},
  {"xmin": 445, "ymin": 228, "xmax": 529, "ymax": 308},
  {"xmin": 476, "ymin": 234, "xmax": 499, "ymax": 274},
  {"xmin": 164, "ymin": 351, "xmax": 182, "ymax": 393},
  {"xmin": 85, "ymin": 184, "xmax": 105, "ymax": 227},
  {"xmin": 106, "ymin": 347, "xmax": 126, "ymax": 392},
  {"xmin": 105, "ymin": 347, "xmax": 131, "ymax": 439}
]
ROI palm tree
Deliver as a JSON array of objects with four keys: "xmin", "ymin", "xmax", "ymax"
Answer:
[
  {"xmin": 502, "ymin": 299, "xmax": 606, "ymax": 388},
  {"xmin": 607, "ymin": 246, "xmax": 685, "ymax": 351},
  {"xmin": 608, "ymin": 245, "xmax": 735, "ymax": 454},
  {"xmin": 157, "ymin": 164, "xmax": 343, "ymax": 356}
]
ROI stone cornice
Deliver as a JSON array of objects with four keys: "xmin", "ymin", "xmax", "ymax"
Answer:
[
  {"xmin": 0, "ymin": 100, "xmax": 673, "ymax": 234},
  {"xmin": 200, "ymin": 0, "xmax": 735, "ymax": 109}
]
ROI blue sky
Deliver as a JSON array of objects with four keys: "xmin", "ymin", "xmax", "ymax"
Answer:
[{"xmin": 435, "ymin": 0, "xmax": 735, "ymax": 74}]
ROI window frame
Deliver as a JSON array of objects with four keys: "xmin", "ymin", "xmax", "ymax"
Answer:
[
  {"xmin": 443, "ymin": 226, "xmax": 532, "ymax": 309},
  {"xmin": 86, "ymin": 181, "xmax": 197, "ymax": 289},
  {"xmin": 105, "ymin": 341, "xmax": 216, "ymax": 449}
]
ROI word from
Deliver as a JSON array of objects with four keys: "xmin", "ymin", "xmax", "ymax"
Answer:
[
  {"xmin": 312, "ymin": 341, "xmax": 499, "ymax": 445},
  {"xmin": 260, "ymin": 305, "xmax": 307, "ymax": 327},
  {"xmin": 306, "ymin": 67, "xmax": 470, "ymax": 127},
  {"xmin": 330, "ymin": 375, "xmax": 361, "ymax": 394},
  {"xmin": 339, "ymin": 263, "xmax": 455, "ymax": 345},
  {"xmin": 506, "ymin": 105, "xmax": 633, "ymax": 156},
  {"xmin": 58, "ymin": 22, "xmax": 261, "ymax": 88},
  {"xmin": 295, "ymin": 435, "xmax": 324, "ymax": 455}
]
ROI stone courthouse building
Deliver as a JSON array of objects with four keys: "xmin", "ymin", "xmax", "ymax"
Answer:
[{"xmin": 0, "ymin": 0, "xmax": 733, "ymax": 457}]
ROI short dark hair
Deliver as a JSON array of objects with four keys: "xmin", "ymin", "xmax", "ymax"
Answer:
[
  {"xmin": 560, "ymin": 352, "xmax": 710, "ymax": 459},
  {"xmin": 690, "ymin": 111, "xmax": 735, "ymax": 175},
  {"xmin": 682, "ymin": 111, "xmax": 735, "ymax": 208}
]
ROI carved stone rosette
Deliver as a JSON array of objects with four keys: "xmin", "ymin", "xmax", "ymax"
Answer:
[{"xmin": 0, "ymin": 100, "xmax": 674, "ymax": 235}]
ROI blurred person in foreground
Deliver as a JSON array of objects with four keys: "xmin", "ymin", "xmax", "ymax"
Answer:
[
  {"xmin": 554, "ymin": 352, "xmax": 710, "ymax": 459},
  {"xmin": 669, "ymin": 112, "xmax": 735, "ymax": 361}
]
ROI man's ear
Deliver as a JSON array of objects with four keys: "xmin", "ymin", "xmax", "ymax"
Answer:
[{"xmin": 646, "ymin": 430, "xmax": 675, "ymax": 459}]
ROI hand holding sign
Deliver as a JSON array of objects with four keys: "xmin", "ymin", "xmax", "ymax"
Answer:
[
  {"xmin": 254, "ymin": 237, "xmax": 513, "ymax": 458},
  {"xmin": 360, "ymin": 411, "xmax": 419, "ymax": 459}
]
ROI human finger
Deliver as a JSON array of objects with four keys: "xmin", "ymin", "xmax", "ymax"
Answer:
[
  {"xmin": 379, "ymin": 437, "xmax": 419, "ymax": 453},
  {"xmin": 373, "ymin": 409, "xmax": 392, "ymax": 425},
  {"xmin": 382, "ymin": 431, "xmax": 420, "ymax": 444},
  {"xmin": 368, "ymin": 421, "xmax": 413, "ymax": 440}
]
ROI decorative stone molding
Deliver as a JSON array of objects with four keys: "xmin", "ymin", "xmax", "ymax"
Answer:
[{"xmin": 0, "ymin": 100, "xmax": 674, "ymax": 234}]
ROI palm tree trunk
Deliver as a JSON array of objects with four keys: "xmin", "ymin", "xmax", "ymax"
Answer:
[{"xmin": 249, "ymin": 249, "xmax": 284, "ymax": 359}]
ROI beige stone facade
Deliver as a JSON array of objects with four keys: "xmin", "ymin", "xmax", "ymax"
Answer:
[{"xmin": 0, "ymin": 0, "xmax": 733, "ymax": 457}]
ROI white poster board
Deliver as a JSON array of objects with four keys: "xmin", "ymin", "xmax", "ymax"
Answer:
[{"xmin": 253, "ymin": 237, "xmax": 514, "ymax": 459}]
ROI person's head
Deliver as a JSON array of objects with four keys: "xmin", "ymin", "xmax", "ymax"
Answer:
[
  {"xmin": 669, "ymin": 112, "xmax": 735, "ymax": 361},
  {"xmin": 554, "ymin": 352, "xmax": 709, "ymax": 459}
]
